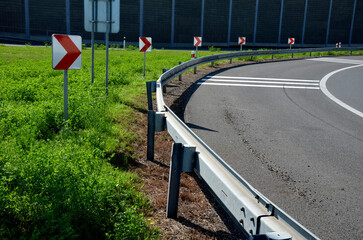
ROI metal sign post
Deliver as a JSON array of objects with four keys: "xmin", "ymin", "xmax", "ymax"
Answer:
[
  {"xmin": 91, "ymin": 0, "xmax": 95, "ymax": 85},
  {"xmin": 84, "ymin": 0, "xmax": 120, "ymax": 91},
  {"xmin": 288, "ymin": 38, "xmax": 295, "ymax": 50},
  {"xmin": 63, "ymin": 70, "xmax": 69, "ymax": 126},
  {"xmin": 52, "ymin": 34, "xmax": 82, "ymax": 129},
  {"xmin": 139, "ymin": 37, "xmax": 152, "ymax": 78},
  {"xmin": 143, "ymin": 51, "xmax": 146, "ymax": 78},
  {"xmin": 105, "ymin": 0, "xmax": 110, "ymax": 94},
  {"xmin": 194, "ymin": 37, "xmax": 202, "ymax": 58}
]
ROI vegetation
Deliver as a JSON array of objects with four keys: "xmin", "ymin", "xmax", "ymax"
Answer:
[
  {"xmin": 0, "ymin": 44, "xmax": 361, "ymax": 239},
  {"xmin": 0, "ymin": 45, "xmax": 202, "ymax": 239}
]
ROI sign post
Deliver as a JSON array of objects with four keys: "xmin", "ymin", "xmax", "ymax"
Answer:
[
  {"xmin": 139, "ymin": 37, "xmax": 152, "ymax": 78},
  {"xmin": 288, "ymin": 37, "xmax": 295, "ymax": 49},
  {"xmin": 194, "ymin": 37, "xmax": 202, "ymax": 58},
  {"xmin": 193, "ymin": 37, "xmax": 202, "ymax": 74},
  {"xmin": 52, "ymin": 34, "xmax": 82, "ymax": 128},
  {"xmin": 84, "ymin": 0, "xmax": 120, "ymax": 91},
  {"xmin": 238, "ymin": 37, "xmax": 246, "ymax": 51}
]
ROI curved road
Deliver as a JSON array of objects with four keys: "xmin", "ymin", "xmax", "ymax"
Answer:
[{"xmin": 184, "ymin": 56, "xmax": 363, "ymax": 239}]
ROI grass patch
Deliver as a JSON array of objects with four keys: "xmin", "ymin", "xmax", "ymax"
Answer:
[{"xmin": 0, "ymin": 46, "xmax": 210, "ymax": 239}]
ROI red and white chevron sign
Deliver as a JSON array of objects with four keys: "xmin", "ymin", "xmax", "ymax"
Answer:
[
  {"xmin": 288, "ymin": 38, "xmax": 295, "ymax": 45},
  {"xmin": 194, "ymin": 37, "xmax": 202, "ymax": 47},
  {"xmin": 139, "ymin": 37, "xmax": 152, "ymax": 52},
  {"xmin": 52, "ymin": 34, "xmax": 82, "ymax": 70},
  {"xmin": 238, "ymin": 37, "xmax": 246, "ymax": 45}
]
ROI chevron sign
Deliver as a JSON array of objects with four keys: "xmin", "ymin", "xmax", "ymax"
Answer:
[
  {"xmin": 238, "ymin": 37, "xmax": 246, "ymax": 45},
  {"xmin": 194, "ymin": 37, "xmax": 202, "ymax": 47},
  {"xmin": 52, "ymin": 34, "xmax": 82, "ymax": 70},
  {"xmin": 139, "ymin": 37, "xmax": 152, "ymax": 52},
  {"xmin": 288, "ymin": 38, "xmax": 295, "ymax": 45}
]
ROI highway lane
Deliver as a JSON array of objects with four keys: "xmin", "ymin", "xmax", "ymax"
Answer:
[{"xmin": 184, "ymin": 56, "xmax": 363, "ymax": 239}]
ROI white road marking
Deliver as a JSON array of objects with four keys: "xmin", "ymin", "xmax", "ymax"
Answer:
[
  {"xmin": 206, "ymin": 75, "xmax": 320, "ymax": 83},
  {"xmin": 197, "ymin": 82, "xmax": 320, "ymax": 90},
  {"xmin": 307, "ymin": 57, "xmax": 363, "ymax": 65},
  {"xmin": 320, "ymin": 64, "xmax": 363, "ymax": 119},
  {"xmin": 199, "ymin": 76, "xmax": 320, "ymax": 89},
  {"xmin": 201, "ymin": 79, "xmax": 319, "ymax": 86}
]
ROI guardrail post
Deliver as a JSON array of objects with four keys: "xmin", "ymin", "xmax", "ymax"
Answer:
[
  {"xmin": 162, "ymin": 69, "xmax": 168, "ymax": 93},
  {"xmin": 230, "ymin": 58, "xmax": 232, "ymax": 64},
  {"xmin": 167, "ymin": 143, "xmax": 183, "ymax": 218},
  {"xmin": 272, "ymin": 54, "xmax": 274, "ymax": 60},
  {"xmin": 251, "ymin": 56, "xmax": 253, "ymax": 61},
  {"xmin": 166, "ymin": 143, "xmax": 196, "ymax": 218},
  {"xmin": 147, "ymin": 110, "xmax": 155, "ymax": 161},
  {"xmin": 310, "ymin": 51, "xmax": 312, "ymax": 57},
  {"xmin": 179, "ymin": 61, "xmax": 182, "ymax": 81},
  {"xmin": 146, "ymin": 81, "xmax": 154, "ymax": 111},
  {"xmin": 292, "ymin": 53, "xmax": 294, "ymax": 58}
]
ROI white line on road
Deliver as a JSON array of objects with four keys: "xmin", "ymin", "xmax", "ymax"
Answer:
[
  {"xmin": 307, "ymin": 57, "xmax": 363, "ymax": 65},
  {"xmin": 320, "ymin": 64, "xmax": 363, "ymax": 119},
  {"xmin": 201, "ymin": 79, "xmax": 319, "ymax": 86},
  {"xmin": 206, "ymin": 75, "xmax": 320, "ymax": 83},
  {"xmin": 197, "ymin": 82, "xmax": 320, "ymax": 90}
]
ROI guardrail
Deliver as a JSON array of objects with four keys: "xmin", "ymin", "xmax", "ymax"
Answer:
[{"xmin": 147, "ymin": 47, "xmax": 363, "ymax": 240}]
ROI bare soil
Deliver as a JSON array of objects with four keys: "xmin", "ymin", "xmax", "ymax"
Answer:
[{"xmin": 131, "ymin": 59, "xmax": 284, "ymax": 239}]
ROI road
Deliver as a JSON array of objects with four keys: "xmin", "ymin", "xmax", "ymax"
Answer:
[{"xmin": 184, "ymin": 56, "xmax": 363, "ymax": 239}]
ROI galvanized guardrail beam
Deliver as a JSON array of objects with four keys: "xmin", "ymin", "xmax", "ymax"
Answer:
[{"xmin": 151, "ymin": 47, "xmax": 363, "ymax": 239}]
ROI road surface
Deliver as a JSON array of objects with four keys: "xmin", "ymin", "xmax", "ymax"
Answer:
[{"xmin": 184, "ymin": 56, "xmax": 363, "ymax": 239}]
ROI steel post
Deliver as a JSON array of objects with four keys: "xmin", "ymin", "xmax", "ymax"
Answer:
[
  {"xmin": 166, "ymin": 143, "xmax": 183, "ymax": 218},
  {"xmin": 63, "ymin": 70, "xmax": 69, "ymax": 127},
  {"xmin": 66, "ymin": 0, "xmax": 70, "ymax": 35},
  {"xmin": 24, "ymin": 0, "xmax": 30, "ymax": 40},
  {"xmin": 143, "ymin": 51, "xmax": 146, "ymax": 78},
  {"xmin": 200, "ymin": 0, "xmax": 205, "ymax": 38},
  {"xmin": 253, "ymin": 0, "xmax": 259, "ymax": 46},
  {"xmin": 325, "ymin": 0, "xmax": 333, "ymax": 47},
  {"xmin": 277, "ymin": 0, "xmax": 284, "ymax": 47},
  {"xmin": 171, "ymin": 0, "xmax": 175, "ymax": 48},
  {"xmin": 147, "ymin": 110, "xmax": 155, "ymax": 161},
  {"xmin": 105, "ymin": 0, "xmax": 110, "ymax": 94},
  {"xmin": 91, "ymin": 0, "xmax": 95, "ymax": 85},
  {"xmin": 146, "ymin": 82, "xmax": 153, "ymax": 111},
  {"xmin": 301, "ymin": 0, "xmax": 308, "ymax": 46},
  {"xmin": 179, "ymin": 61, "xmax": 182, "ymax": 81},
  {"xmin": 349, "ymin": 0, "xmax": 357, "ymax": 46},
  {"xmin": 227, "ymin": 0, "xmax": 233, "ymax": 47}
]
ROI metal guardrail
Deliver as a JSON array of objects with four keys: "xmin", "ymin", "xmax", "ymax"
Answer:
[{"xmin": 148, "ymin": 47, "xmax": 363, "ymax": 240}]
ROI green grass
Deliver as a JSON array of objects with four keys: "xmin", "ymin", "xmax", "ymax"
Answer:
[
  {"xmin": 0, "ymin": 45, "xmax": 361, "ymax": 239},
  {"xmin": 0, "ymin": 45, "xmax": 205, "ymax": 239}
]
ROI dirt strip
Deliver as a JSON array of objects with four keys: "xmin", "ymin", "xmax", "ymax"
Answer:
[{"xmin": 132, "ymin": 58, "xmax": 295, "ymax": 239}]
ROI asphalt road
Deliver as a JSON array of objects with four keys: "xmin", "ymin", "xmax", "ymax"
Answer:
[{"xmin": 184, "ymin": 56, "xmax": 363, "ymax": 239}]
